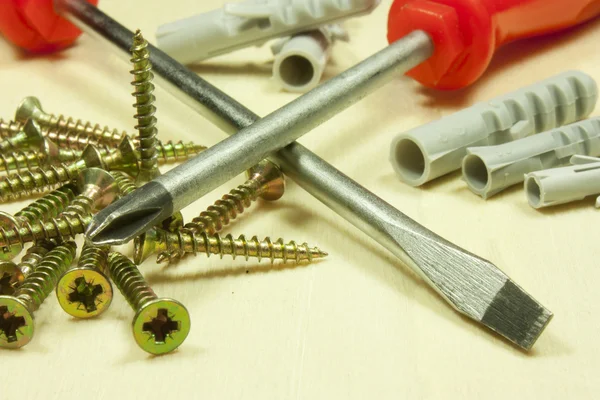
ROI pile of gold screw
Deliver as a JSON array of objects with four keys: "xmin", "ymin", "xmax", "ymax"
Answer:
[{"xmin": 0, "ymin": 30, "xmax": 328, "ymax": 355}]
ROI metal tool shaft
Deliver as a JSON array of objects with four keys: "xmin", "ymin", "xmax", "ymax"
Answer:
[{"xmin": 58, "ymin": 0, "xmax": 552, "ymax": 349}]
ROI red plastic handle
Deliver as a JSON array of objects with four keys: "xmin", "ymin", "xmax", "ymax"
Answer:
[
  {"xmin": 0, "ymin": 0, "xmax": 98, "ymax": 53},
  {"xmin": 387, "ymin": 0, "xmax": 600, "ymax": 89}
]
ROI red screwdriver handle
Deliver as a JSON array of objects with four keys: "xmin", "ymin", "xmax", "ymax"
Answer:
[
  {"xmin": 387, "ymin": 0, "xmax": 600, "ymax": 89},
  {"xmin": 0, "ymin": 0, "xmax": 98, "ymax": 53}
]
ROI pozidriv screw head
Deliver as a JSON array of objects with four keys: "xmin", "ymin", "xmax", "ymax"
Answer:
[
  {"xmin": 0, "ymin": 295, "xmax": 34, "ymax": 349},
  {"xmin": 56, "ymin": 268, "xmax": 113, "ymax": 319},
  {"xmin": 0, "ymin": 261, "xmax": 22, "ymax": 296},
  {"xmin": 132, "ymin": 298, "xmax": 190, "ymax": 355}
]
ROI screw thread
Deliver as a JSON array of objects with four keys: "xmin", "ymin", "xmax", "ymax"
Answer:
[
  {"xmin": 41, "ymin": 126, "xmax": 112, "ymax": 151},
  {"xmin": 18, "ymin": 241, "xmax": 56, "ymax": 278},
  {"xmin": 55, "ymin": 148, "xmax": 82, "ymax": 163},
  {"xmin": 14, "ymin": 242, "xmax": 76, "ymax": 312},
  {"xmin": 155, "ymin": 140, "xmax": 206, "ymax": 164},
  {"xmin": 108, "ymin": 251, "xmax": 157, "ymax": 311},
  {"xmin": 0, "ymin": 147, "xmax": 82, "ymax": 173},
  {"xmin": 0, "ymin": 150, "xmax": 45, "ymax": 173},
  {"xmin": 40, "ymin": 125, "xmax": 204, "ymax": 162},
  {"xmin": 15, "ymin": 184, "xmax": 77, "ymax": 224},
  {"xmin": 0, "ymin": 118, "xmax": 22, "ymax": 139},
  {"xmin": 77, "ymin": 244, "xmax": 110, "ymax": 276},
  {"xmin": 0, "ymin": 214, "xmax": 91, "ymax": 252},
  {"xmin": 0, "ymin": 162, "xmax": 82, "ymax": 202},
  {"xmin": 188, "ymin": 178, "xmax": 265, "ymax": 235},
  {"xmin": 112, "ymin": 172, "xmax": 137, "ymax": 196},
  {"xmin": 42, "ymin": 116, "xmax": 126, "ymax": 146},
  {"xmin": 61, "ymin": 196, "xmax": 95, "ymax": 218},
  {"xmin": 159, "ymin": 231, "xmax": 328, "ymax": 263},
  {"xmin": 160, "ymin": 178, "xmax": 265, "ymax": 263},
  {"xmin": 131, "ymin": 30, "xmax": 159, "ymax": 179},
  {"xmin": 0, "ymin": 132, "xmax": 25, "ymax": 153}
]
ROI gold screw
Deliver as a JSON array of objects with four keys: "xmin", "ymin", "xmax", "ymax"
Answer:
[
  {"xmin": 0, "ymin": 241, "xmax": 55, "ymax": 296},
  {"xmin": 97, "ymin": 137, "xmax": 139, "ymax": 177},
  {"xmin": 14, "ymin": 96, "xmax": 126, "ymax": 146},
  {"xmin": 0, "ymin": 119, "xmax": 46, "ymax": 153},
  {"xmin": 0, "ymin": 214, "xmax": 90, "ymax": 261},
  {"xmin": 155, "ymin": 160, "xmax": 285, "ymax": 264},
  {"xmin": 154, "ymin": 140, "xmax": 207, "ymax": 163},
  {"xmin": 107, "ymin": 251, "xmax": 190, "ymax": 355},
  {"xmin": 56, "ymin": 243, "xmax": 112, "ymax": 319},
  {"xmin": 0, "ymin": 121, "xmax": 80, "ymax": 174},
  {"xmin": 59, "ymin": 168, "xmax": 118, "ymax": 218},
  {"xmin": 130, "ymin": 30, "xmax": 160, "ymax": 185},
  {"xmin": 135, "ymin": 228, "xmax": 328, "ymax": 265},
  {"xmin": 0, "ymin": 144, "xmax": 109, "ymax": 202},
  {"xmin": 37, "ymin": 123, "xmax": 205, "ymax": 162},
  {"xmin": 0, "ymin": 150, "xmax": 48, "ymax": 174},
  {"xmin": 0, "ymin": 140, "xmax": 139, "ymax": 202},
  {"xmin": 6, "ymin": 98, "xmax": 206, "ymax": 159},
  {"xmin": 112, "ymin": 171, "xmax": 137, "ymax": 196},
  {"xmin": 0, "ymin": 118, "xmax": 22, "ymax": 140},
  {"xmin": 0, "ymin": 241, "xmax": 76, "ymax": 349},
  {"xmin": 0, "ymin": 184, "xmax": 76, "ymax": 259},
  {"xmin": 0, "ymin": 168, "xmax": 116, "ymax": 261},
  {"xmin": 12, "ymin": 183, "xmax": 77, "ymax": 224}
]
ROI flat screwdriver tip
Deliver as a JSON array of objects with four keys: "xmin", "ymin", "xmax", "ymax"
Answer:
[{"xmin": 480, "ymin": 279, "xmax": 553, "ymax": 350}]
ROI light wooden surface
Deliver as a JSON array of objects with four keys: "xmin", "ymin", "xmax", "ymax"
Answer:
[{"xmin": 1, "ymin": 1, "xmax": 599, "ymax": 399}]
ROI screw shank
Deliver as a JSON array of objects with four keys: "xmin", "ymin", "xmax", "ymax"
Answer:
[{"xmin": 108, "ymin": 252, "xmax": 158, "ymax": 310}]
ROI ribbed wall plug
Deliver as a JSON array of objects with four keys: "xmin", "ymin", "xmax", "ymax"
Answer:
[{"xmin": 390, "ymin": 71, "xmax": 598, "ymax": 186}]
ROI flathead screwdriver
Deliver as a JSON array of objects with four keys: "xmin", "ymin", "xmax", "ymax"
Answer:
[{"xmin": 5, "ymin": 0, "xmax": 598, "ymax": 349}]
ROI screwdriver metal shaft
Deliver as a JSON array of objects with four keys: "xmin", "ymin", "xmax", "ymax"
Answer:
[
  {"xmin": 58, "ymin": 0, "xmax": 552, "ymax": 349},
  {"xmin": 87, "ymin": 30, "xmax": 432, "ymax": 242}
]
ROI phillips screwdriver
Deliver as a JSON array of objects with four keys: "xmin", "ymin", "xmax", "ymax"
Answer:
[
  {"xmin": 2, "ymin": 0, "xmax": 599, "ymax": 349},
  {"xmin": 86, "ymin": 0, "xmax": 600, "ymax": 243}
]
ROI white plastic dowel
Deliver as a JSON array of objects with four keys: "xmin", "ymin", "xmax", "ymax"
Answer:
[
  {"xmin": 271, "ymin": 24, "xmax": 347, "ymax": 93},
  {"xmin": 389, "ymin": 71, "xmax": 598, "ymax": 186},
  {"xmin": 272, "ymin": 30, "xmax": 330, "ymax": 92},
  {"xmin": 524, "ymin": 156, "xmax": 600, "ymax": 209},
  {"xmin": 156, "ymin": 0, "xmax": 380, "ymax": 65},
  {"xmin": 462, "ymin": 118, "xmax": 600, "ymax": 198}
]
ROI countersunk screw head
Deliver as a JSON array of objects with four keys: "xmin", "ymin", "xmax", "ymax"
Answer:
[
  {"xmin": 160, "ymin": 211, "xmax": 184, "ymax": 233},
  {"xmin": 116, "ymin": 136, "xmax": 140, "ymax": 176},
  {"xmin": 0, "ymin": 212, "xmax": 23, "ymax": 260},
  {"xmin": 15, "ymin": 96, "xmax": 44, "ymax": 124},
  {"xmin": 0, "ymin": 261, "xmax": 22, "ymax": 296},
  {"xmin": 76, "ymin": 167, "xmax": 119, "ymax": 210},
  {"xmin": 17, "ymin": 119, "xmax": 46, "ymax": 152},
  {"xmin": 81, "ymin": 145, "xmax": 107, "ymax": 169},
  {"xmin": 133, "ymin": 228, "xmax": 161, "ymax": 265},
  {"xmin": 56, "ymin": 268, "xmax": 113, "ymax": 319},
  {"xmin": 247, "ymin": 160, "xmax": 285, "ymax": 201},
  {"xmin": 0, "ymin": 295, "xmax": 34, "ymax": 349},
  {"xmin": 132, "ymin": 298, "xmax": 190, "ymax": 355}
]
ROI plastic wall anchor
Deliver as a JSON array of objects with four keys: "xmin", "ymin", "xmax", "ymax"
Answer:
[
  {"xmin": 155, "ymin": 0, "xmax": 380, "ymax": 65},
  {"xmin": 463, "ymin": 118, "xmax": 600, "ymax": 199},
  {"xmin": 389, "ymin": 70, "xmax": 598, "ymax": 187},
  {"xmin": 272, "ymin": 30, "xmax": 330, "ymax": 92},
  {"xmin": 524, "ymin": 156, "xmax": 600, "ymax": 209},
  {"xmin": 271, "ymin": 24, "xmax": 345, "ymax": 93}
]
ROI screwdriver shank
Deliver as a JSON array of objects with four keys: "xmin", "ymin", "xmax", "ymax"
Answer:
[{"xmin": 58, "ymin": 0, "xmax": 552, "ymax": 349}]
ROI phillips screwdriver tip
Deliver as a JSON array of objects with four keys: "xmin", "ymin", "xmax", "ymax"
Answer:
[{"xmin": 86, "ymin": 182, "xmax": 174, "ymax": 245}]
